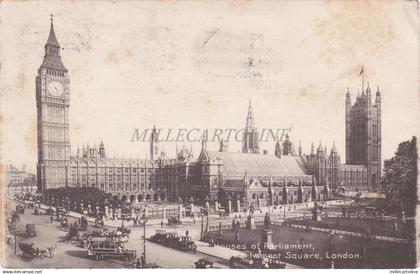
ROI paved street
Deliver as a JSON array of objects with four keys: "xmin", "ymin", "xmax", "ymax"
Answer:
[
  {"xmin": 4, "ymin": 197, "xmax": 351, "ymax": 269},
  {"xmin": 4, "ymin": 199, "xmax": 230, "ymax": 269}
]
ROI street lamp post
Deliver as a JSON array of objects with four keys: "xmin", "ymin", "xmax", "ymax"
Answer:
[
  {"xmin": 200, "ymin": 212, "xmax": 204, "ymax": 239},
  {"xmin": 14, "ymin": 233, "xmax": 17, "ymax": 254},
  {"xmin": 206, "ymin": 210, "xmax": 209, "ymax": 232},
  {"xmin": 142, "ymin": 205, "xmax": 147, "ymax": 265},
  {"xmin": 142, "ymin": 216, "xmax": 147, "ymax": 265}
]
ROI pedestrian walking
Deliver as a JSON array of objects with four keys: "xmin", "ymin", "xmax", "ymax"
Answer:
[
  {"xmin": 140, "ymin": 254, "xmax": 145, "ymax": 265},
  {"xmin": 50, "ymin": 215, "xmax": 54, "ymax": 223},
  {"xmin": 134, "ymin": 258, "xmax": 142, "ymax": 269},
  {"xmin": 185, "ymin": 230, "xmax": 189, "ymax": 237},
  {"xmin": 160, "ymin": 220, "xmax": 164, "ymax": 229},
  {"xmin": 393, "ymin": 220, "xmax": 398, "ymax": 237}
]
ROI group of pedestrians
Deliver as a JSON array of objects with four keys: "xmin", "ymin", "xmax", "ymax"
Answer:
[{"xmin": 132, "ymin": 254, "xmax": 146, "ymax": 268}]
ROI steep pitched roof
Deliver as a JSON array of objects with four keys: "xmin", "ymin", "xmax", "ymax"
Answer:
[
  {"xmin": 205, "ymin": 151, "xmax": 308, "ymax": 177},
  {"xmin": 40, "ymin": 20, "xmax": 68, "ymax": 72},
  {"xmin": 46, "ymin": 21, "xmax": 60, "ymax": 47}
]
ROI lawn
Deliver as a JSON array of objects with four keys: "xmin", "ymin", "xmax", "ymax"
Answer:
[
  {"xmin": 288, "ymin": 216, "xmax": 414, "ymax": 239},
  {"xmin": 205, "ymin": 225, "xmax": 415, "ymax": 268}
]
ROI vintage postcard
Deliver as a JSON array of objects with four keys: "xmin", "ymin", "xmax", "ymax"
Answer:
[{"xmin": 0, "ymin": 0, "xmax": 419, "ymax": 271}]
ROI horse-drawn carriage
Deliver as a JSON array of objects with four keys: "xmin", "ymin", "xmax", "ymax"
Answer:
[
  {"xmin": 46, "ymin": 207, "xmax": 55, "ymax": 215},
  {"xmin": 116, "ymin": 225, "xmax": 131, "ymax": 237},
  {"xmin": 167, "ymin": 216, "xmax": 182, "ymax": 225},
  {"xmin": 80, "ymin": 216, "xmax": 88, "ymax": 231},
  {"xmin": 66, "ymin": 222, "xmax": 81, "ymax": 241},
  {"xmin": 54, "ymin": 207, "xmax": 68, "ymax": 221},
  {"xmin": 26, "ymin": 203, "xmax": 35, "ymax": 209},
  {"xmin": 16, "ymin": 204, "xmax": 25, "ymax": 214},
  {"xmin": 7, "ymin": 212, "xmax": 20, "ymax": 231},
  {"xmin": 94, "ymin": 215, "xmax": 105, "ymax": 227},
  {"xmin": 26, "ymin": 224, "xmax": 37, "ymax": 237},
  {"xmin": 61, "ymin": 217, "xmax": 69, "ymax": 229},
  {"xmin": 18, "ymin": 241, "xmax": 56, "ymax": 261},
  {"xmin": 5, "ymin": 226, "xmax": 15, "ymax": 245}
]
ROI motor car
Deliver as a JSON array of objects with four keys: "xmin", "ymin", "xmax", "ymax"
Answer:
[
  {"xmin": 163, "ymin": 232, "xmax": 179, "ymax": 248},
  {"xmin": 177, "ymin": 236, "xmax": 197, "ymax": 253},
  {"xmin": 150, "ymin": 230, "xmax": 167, "ymax": 243},
  {"xmin": 195, "ymin": 259, "xmax": 214, "ymax": 268}
]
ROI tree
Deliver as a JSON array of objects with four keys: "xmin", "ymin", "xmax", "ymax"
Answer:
[
  {"xmin": 381, "ymin": 137, "xmax": 417, "ymax": 216},
  {"xmin": 44, "ymin": 187, "xmax": 111, "ymax": 203}
]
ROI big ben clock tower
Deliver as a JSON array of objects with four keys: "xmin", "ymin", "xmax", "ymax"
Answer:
[{"xmin": 36, "ymin": 16, "xmax": 70, "ymax": 191}]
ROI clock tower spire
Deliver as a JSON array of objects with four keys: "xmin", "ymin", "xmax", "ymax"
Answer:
[
  {"xmin": 36, "ymin": 16, "xmax": 70, "ymax": 191},
  {"xmin": 39, "ymin": 15, "xmax": 67, "ymax": 74}
]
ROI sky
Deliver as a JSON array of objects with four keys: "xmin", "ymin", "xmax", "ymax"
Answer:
[{"xmin": 0, "ymin": 0, "xmax": 419, "ymax": 173}]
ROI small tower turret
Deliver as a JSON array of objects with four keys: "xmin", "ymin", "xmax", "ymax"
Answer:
[
  {"xmin": 150, "ymin": 125, "xmax": 159, "ymax": 160},
  {"xmin": 99, "ymin": 141, "xmax": 106, "ymax": 158},
  {"xmin": 298, "ymin": 140, "xmax": 302, "ymax": 156},
  {"xmin": 275, "ymin": 138, "xmax": 282, "ymax": 158}
]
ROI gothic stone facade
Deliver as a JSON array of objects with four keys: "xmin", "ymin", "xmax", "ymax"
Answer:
[
  {"xmin": 36, "ymin": 19, "xmax": 70, "ymax": 191},
  {"xmin": 36, "ymin": 20, "xmax": 381, "ymax": 206}
]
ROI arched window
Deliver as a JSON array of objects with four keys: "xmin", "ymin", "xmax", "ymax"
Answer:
[
  {"xmin": 259, "ymin": 193, "xmax": 264, "ymax": 199},
  {"xmin": 252, "ymin": 193, "xmax": 256, "ymax": 200}
]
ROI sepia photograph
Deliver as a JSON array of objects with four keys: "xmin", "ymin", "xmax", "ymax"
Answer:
[{"xmin": 0, "ymin": 0, "xmax": 419, "ymax": 271}]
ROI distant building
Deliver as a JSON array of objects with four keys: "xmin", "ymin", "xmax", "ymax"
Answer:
[{"xmin": 6, "ymin": 165, "xmax": 36, "ymax": 195}]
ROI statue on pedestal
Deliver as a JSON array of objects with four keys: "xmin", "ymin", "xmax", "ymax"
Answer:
[
  {"xmin": 312, "ymin": 202, "xmax": 322, "ymax": 221},
  {"xmin": 261, "ymin": 213, "xmax": 274, "ymax": 250},
  {"xmin": 264, "ymin": 212, "xmax": 271, "ymax": 229},
  {"xmin": 246, "ymin": 207, "xmax": 256, "ymax": 230}
]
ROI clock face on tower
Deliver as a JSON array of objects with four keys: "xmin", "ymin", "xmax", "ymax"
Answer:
[{"xmin": 47, "ymin": 81, "xmax": 64, "ymax": 97}]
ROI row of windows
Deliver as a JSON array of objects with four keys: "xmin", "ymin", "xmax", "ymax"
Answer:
[
  {"xmin": 48, "ymin": 47, "xmax": 59, "ymax": 55},
  {"xmin": 69, "ymin": 183, "xmax": 155, "ymax": 191},
  {"xmin": 44, "ymin": 105, "xmax": 67, "ymax": 122},
  {"xmin": 373, "ymin": 124, "xmax": 378, "ymax": 137},
  {"xmin": 69, "ymin": 167, "xmax": 154, "ymax": 173},
  {"xmin": 340, "ymin": 171, "xmax": 367, "ymax": 178},
  {"xmin": 250, "ymin": 189, "xmax": 321, "ymax": 200},
  {"xmin": 46, "ymin": 69, "xmax": 64, "ymax": 77},
  {"xmin": 69, "ymin": 174, "xmax": 152, "ymax": 182},
  {"xmin": 44, "ymin": 146, "xmax": 68, "ymax": 161},
  {"xmin": 44, "ymin": 124, "xmax": 67, "ymax": 142}
]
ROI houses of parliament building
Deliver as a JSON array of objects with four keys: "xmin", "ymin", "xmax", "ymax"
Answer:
[{"xmin": 36, "ymin": 19, "xmax": 381, "ymax": 206}]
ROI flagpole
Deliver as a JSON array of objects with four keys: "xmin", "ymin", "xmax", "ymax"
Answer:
[
  {"xmin": 361, "ymin": 66, "xmax": 364, "ymax": 92},
  {"xmin": 362, "ymin": 70, "xmax": 364, "ymax": 92}
]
